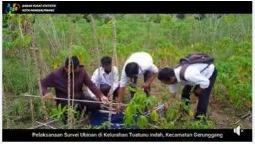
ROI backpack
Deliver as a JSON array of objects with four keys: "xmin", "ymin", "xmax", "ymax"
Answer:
[{"xmin": 177, "ymin": 53, "xmax": 214, "ymax": 81}]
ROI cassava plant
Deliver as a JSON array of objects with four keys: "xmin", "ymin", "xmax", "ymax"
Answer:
[{"xmin": 124, "ymin": 87, "xmax": 160, "ymax": 129}]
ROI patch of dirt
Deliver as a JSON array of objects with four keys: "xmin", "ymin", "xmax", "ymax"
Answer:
[
  {"xmin": 189, "ymin": 95, "xmax": 252, "ymax": 129},
  {"xmin": 208, "ymin": 96, "xmax": 252, "ymax": 129}
]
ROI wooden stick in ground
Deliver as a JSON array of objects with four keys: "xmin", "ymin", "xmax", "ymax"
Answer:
[
  {"xmin": 19, "ymin": 16, "xmax": 36, "ymax": 126},
  {"xmin": 72, "ymin": 62, "xmax": 75, "ymax": 128},
  {"xmin": 89, "ymin": 15, "xmax": 102, "ymax": 81},
  {"xmin": 108, "ymin": 15, "xmax": 118, "ymax": 126},
  {"xmin": 67, "ymin": 29, "xmax": 72, "ymax": 129},
  {"xmin": 27, "ymin": 55, "xmax": 35, "ymax": 126},
  {"xmin": 29, "ymin": 97, "xmax": 35, "ymax": 126},
  {"xmin": 70, "ymin": 25, "xmax": 76, "ymax": 129},
  {"xmin": 71, "ymin": 25, "xmax": 78, "ymax": 128},
  {"xmin": 30, "ymin": 25, "xmax": 49, "ymax": 121},
  {"xmin": 3, "ymin": 95, "xmax": 10, "ymax": 128},
  {"xmin": 69, "ymin": 54, "xmax": 76, "ymax": 128}
]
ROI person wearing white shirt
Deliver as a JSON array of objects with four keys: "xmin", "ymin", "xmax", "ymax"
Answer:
[
  {"xmin": 88, "ymin": 56, "xmax": 119, "ymax": 100},
  {"xmin": 117, "ymin": 52, "xmax": 159, "ymax": 111},
  {"xmin": 157, "ymin": 56, "xmax": 217, "ymax": 119}
]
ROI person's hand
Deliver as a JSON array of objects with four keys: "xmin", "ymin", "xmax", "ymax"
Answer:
[
  {"xmin": 194, "ymin": 87, "xmax": 203, "ymax": 97},
  {"xmin": 164, "ymin": 102, "xmax": 170, "ymax": 110},
  {"xmin": 41, "ymin": 93, "xmax": 53, "ymax": 101},
  {"xmin": 100, "ymin": 95, "xmax": 109, "ymax": 105},
  {"xmin": 164, "ymin": 95, "xmax": 175, "ymax": 110},
  {"xmin": 142, "ymin": 83, "xmax": 150, "ymax": 91},
  {"xmin": 115, "ymin": 104, "xmax": 123, "ymax": 113}
]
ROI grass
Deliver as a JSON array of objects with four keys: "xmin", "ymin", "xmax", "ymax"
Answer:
[{"xmin": 2, "ymin": 14, "xmax": 252, "ymax": 129}]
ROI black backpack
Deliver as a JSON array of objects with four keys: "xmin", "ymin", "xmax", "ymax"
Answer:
[{"xmin": 177, "ymin": 53, "xmax": 214, "ymax": 81}]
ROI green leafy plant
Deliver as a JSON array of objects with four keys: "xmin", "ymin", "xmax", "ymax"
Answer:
[
  {"xmin": 124, "ymin": 88, "xmax": 159, "ymax": 128},
  {"xmin": 137, "ymin": 115, "xmax": 149, "ymax": 128},
  {"xmin": 94, "ymin": 121, "xmax": 112, "ymax": 129},
  {"xmin": 50, "ymin": 104, "xmax": 67, "ymax": 120}
]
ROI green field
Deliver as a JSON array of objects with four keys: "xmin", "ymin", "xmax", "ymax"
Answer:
[{"xmin": 3, "ymin": 14, "xmax": 252, "ymax": 129}]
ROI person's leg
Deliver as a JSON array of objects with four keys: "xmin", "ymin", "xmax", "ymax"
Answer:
[
  {"xmin": 143, "ymin": 71, "xmax": 152, "ymax": 96},
  {"xmin": 195, "ymin": 69, "xmax": 217, "ymax": 119},
  {"xmin": 129, "ymin": 76, "xmax": 138, "ymax": 98},
  {"xmin": 99, "ymin": 84, "xmax": 111, "ymax": 96},
  {"xmin": 181, "ymin": 85, "xmax": 193, "ymax": 105}
]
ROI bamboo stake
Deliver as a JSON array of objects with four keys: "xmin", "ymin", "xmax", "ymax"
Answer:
[
  {"xmin": 3, "ymin": 95, "xmax": 10, "ymax": 128},
  {"xmin": 30, "ymin": 26, "xmax": 49, "ymax": 121},
  {"xmin": 67, "ymin": 28, "xmax": 72, "ymax": 129},
  {"xmin": 28, "ymin": 53, "xmax": 36, "ymax": 125},
  {"xmin": 28, "ymin": 46, "xmax": 35, "ymax": 127},
  {"xmin": 29, "ymin": 97, "xmax": 35, "ymax": 125},
  {"xmin": 89, "ymin": 15, "xmax": 101, "ymax": 76},
  {"xmin": 108, "ymin": 16, "xmax": 118, "ymax": 126},
  {"xmin": 71, "ymin": 23, "xmax": 77, "ymax": 126},
  {"xmin": 71, "ymin": 61, "xmax": 75, "ymax": 128},
  {"xmin": 17, "ymin": 16, "xmax": 36, "ymax": 127},
  {"xmin": 18, "ymin": 16, "xmax": 36, "ymax": 126}
]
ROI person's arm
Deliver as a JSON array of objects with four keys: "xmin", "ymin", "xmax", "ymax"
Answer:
[
  {"xmin": 116, "ymin": 86, "xmax": 126, "ymax": 112},
  {"xmin": 117, "ymin": 86, "xmax": 125, "ymax": 104},
  {"xmin": 88, "ymin": 69, "xmax": 100, "ymax": 98},
  {"xmin": 40, "ymin": 72, "xmax": 55, "ymax": 96},
  {"xmin": 143, "ymin": 72, "xmax": 157, "ymax": 89},
  {"xmin": 109, "ymin": 66, "xmax": 119, "ymax": 96},
  {"xmin": 82, "ymin": 68, "xmax": 105, "ymax": 100},
  {"xmin": 40, "ymin": 72, "xmax": 55, "ymax": 100},
  {"xmin": 91, "ymin": 68, "xmax": 100, "ymax": 87},
  {"xmin": 143, "ymin": 64, "xmax": 158, "ymax": 89},
  {"xmin": 116, "ymin": 68, "xmax": 128, "ymax": 111}
]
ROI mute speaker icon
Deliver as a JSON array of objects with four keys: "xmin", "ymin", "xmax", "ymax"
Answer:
[{"xmin": 233, "ymin": 125, "xmax": 241, "ymax": 136}]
